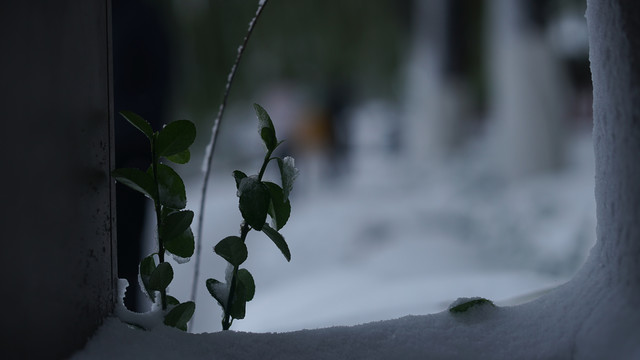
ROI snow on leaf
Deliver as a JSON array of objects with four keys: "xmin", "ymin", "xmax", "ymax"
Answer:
[
  {"xmin": 206, "ymin": 278, "xmax": 229, "ymax": 308},
  {"xmin": 155, "ymin": 164, "xmax": 187, "ymax": 210},
  {"xmin": 254, "ymin": 103, "xmax": 278, "ymax": 151},
  {"xmin": 277, "ymin": 156, "xmax": 298, "ymax": 200}
]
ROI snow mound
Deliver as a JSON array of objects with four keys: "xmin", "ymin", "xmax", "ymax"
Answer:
[{"xmin": 73, "ymin": 258, "xmax": 640, "ymax": 359}]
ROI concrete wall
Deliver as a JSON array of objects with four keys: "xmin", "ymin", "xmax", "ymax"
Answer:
[{"xmin": 0, "ymin": 1, "xmax": 116, "ymax": 358}]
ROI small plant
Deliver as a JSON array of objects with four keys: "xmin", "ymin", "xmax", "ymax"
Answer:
[
  {"xmin": 449, "ymin": 297, "xmax": 495, "ymax": 313},
  {"xmin": 206, "ymin": 103, "xmax": 298, "ymax": 330},
  {"xmin": 112, "ymin": 111, "xmax": 197, "ymax": 331}
]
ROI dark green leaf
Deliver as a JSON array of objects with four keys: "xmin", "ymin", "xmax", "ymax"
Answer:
[
  {"xmin": 449, "ymin": 298, "xmax": 495, "ymax": 313},
  {"xmin": 166, "ymin": 295, "xmax": 180, "ymax": 306},
  {"xmin": 164, "ymin": 301, "xmax": 195, "ymax": 331},
  {"xmin": 261, "ymin": 128, "xmax": 277, "ymax": 152},
  {"xmin": 214, "ymin": 236, "xmax": 248, "ymax": 266},
  {"xmin": 112, "ymin": 168, "xmax": 156, "ymax": 201},
  {"xmin": 232, "ymin": 170, "xmax": 247, "ymax": 190},
  {"xmin": 155, "ymin": 164, "xmax": 186, "ymax": 209},
  {"xmin": 238, "ymin": 176, "xmax": 270, "ymax": 230},
  {"xmin": 264, "ymin": 182, "xmax": 291, "ymax": 230},
  {"xmin": 161, "ymin": 207, "xmax": 177, "ymax": 219},
  {"xmin": 206, "ymin": 278, "xmax": 227, "ymax": 308},
  {"xmin": 228, "ymin": 285, "xmax": 247, "ymax": 320},
  {"xmin": 253, "ymin": 103, "xmax": 278, "ymax": 151},
  {"xmin": 156, "ymin": 120, "xmax": 196, "ymax": 157},
  {"xmin": 166, "ymin": 149, "xmax": 190, "ymax": 164},
  {"xmin": 277, "ymin": 157, "xmax": 298, "ymax": 200},
  {"xmin": 160, "ymin": 210, "xmax": 194, "ymax": 241},
  {"xmin": 120, "ymin": 111, "xmax": 153, "ymax": 139},
  {"xmin": 164, "ymin": 227, "xmax": 195, "ymax": 258},
  {"xmin": 237, "ymin": 268, "xmax": 255, "ymax": 302},
  {"xmin": 149, "ymin": 262, "xmax": 173, "ymax": 291},
  {"xmin": 140, "ymin": 255, "xmax": 157, "ymax": 301},
  {"xmin": 261, "ymin": 223, "xmax": 291, "ymax": 262}
]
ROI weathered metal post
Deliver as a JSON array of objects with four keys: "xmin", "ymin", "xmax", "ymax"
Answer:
[{"xmin": 0, "ymin": 1, "xmax": 116, "ymax": 358}]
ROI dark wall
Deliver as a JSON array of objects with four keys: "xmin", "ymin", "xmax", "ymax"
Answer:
[{"xmin": 0, "ymin": 1, "xmax": 115, "ymax": 358}]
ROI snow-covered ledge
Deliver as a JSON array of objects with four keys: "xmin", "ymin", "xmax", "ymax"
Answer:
[{"xmin": 75, "ymin": 1, "xmax": 640, "ymax": 358}]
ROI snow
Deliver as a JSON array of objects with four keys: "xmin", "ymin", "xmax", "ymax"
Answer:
[
  {"xmin": 113, "ymin": 279, "xmax": 166, "ymax": 331},
  {"xmin": 73, "ymin": 271, "xmax": 640, "ymax": 359},
  {"xmin": 74, "ymin": 254, "xmax": 640, "ymax": 359},
  {"xmin": 171, "ymin": 253, "xmax": 191, "ymax": 265}
]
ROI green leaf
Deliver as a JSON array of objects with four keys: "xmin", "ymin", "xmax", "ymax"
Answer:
[
  {"xmin": 277, "ymin": 156, "xmax": 298, "ymax": 200},
  {"xmin": 236, "ymin": 268, "xmax": 256, "ymax": 302},
  {"xmin": 228, "ymin": 286, "xmax": 247, "ymax": 320},
  {"xmin": 112, "ymin": 168, "xmax": 156, "ymax": 201},
  {"xmin": 149, "ymin": 262, "xmax": 173, "ymax": 291},
  {"xmin": 166, "ymin": 149, "xmax": 190, "ymax": 164},
  {"xmin": 232, "ymin": 170, "xmax": 247, "ymax": 190},
  {"xmin": 206, "ymin": 278, "xmax": 227, "ymax": 308},
  {"xmin": 253, "ymin": 103, "xmax": 278, "ymax": 151},
  {"xmin": 449, "ymin": 298, "xmax": 495, "ymax": 313},
  {"xmin": 155, "ymin": 164, "xmax": 187, "ymax": 209},
  {"xmin": 120, "ymin": 111, "xmax": 153, "ymax": 139},
  {"xmin": 164, "ymin": 301, "xmax": 195, "ymax": 331},
  {"xmin": 238, "ymin": 176, "xmax": 270, "ymax": 230},
  {"xmin": 140, "ymin": 255, "xmax": 157, "ymax": 301},
  {"xmin": 160, "ymin": 210, "xmax": 194, "ymax": 241},
  {"xmin": 156, "ymin": 120, "xmax": 196, "ymax": 157},
  {"xmin": 164, "ymin": 227, "xmax": 195, "ymax": 258},
  {"xmin": 264, "ymin": 182, "xmax": 291, "ymax": 230},
  {"xmin": 261, "ymin": 128, "xmax": 277, "ymax": 152},
  {"xmin": 214, "ymin": 236, "xmax": 248, "ymax": 266},
  {"xmin": 261, "ymin": 223, "xmax": 291, "ymax": 261},
  {"xmin": 166, "ymin": 295, "xmax": 180, "ymax": 306}
]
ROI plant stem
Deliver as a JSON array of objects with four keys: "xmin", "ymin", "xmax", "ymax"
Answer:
[
  {"xmin": 192, "ymin": 0, "xmax": 270, "ymax": 304},
  {"xmin": 151, "ymin": 145, "xmax": 167, "ymax": 310},
  {"xmin": 257, "ymin": 150, "xmax": 273, "ymax": 181},
  {"xmin": 222, "ymin": 222, "xmax": 251, "ymax": 330},
  {"xmin": 221, "ymin": 146, "xmax": 272, "ymax": 329},
  {"xmin": 155, "ymin": 201, "xmax": 167, "ymax": 311},
  {"xmin": 221, "ymin": 264, "xmax": 237, "ymax": 330}
]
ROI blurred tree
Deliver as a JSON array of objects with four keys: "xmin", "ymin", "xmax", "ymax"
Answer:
[
  {"xmin": 171, "ymin": 1, "xmax": 411, "ymax": 120},
  {"xmin": 486, "ymin": 0, "xmax": 568, "ymax": 179},
  {"xmin": 402, "ymin": 0, "xmax": 485, "ymax": 163}
]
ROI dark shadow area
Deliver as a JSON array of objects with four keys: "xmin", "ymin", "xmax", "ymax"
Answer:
[{"xmin": 112, "ymin": 0, "xmax": 173, "ymax": 311}]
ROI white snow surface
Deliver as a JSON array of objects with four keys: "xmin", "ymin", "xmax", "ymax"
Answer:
[{"xmin": 74, "ymin": 265, "xmax": 640, "ymax": 359}]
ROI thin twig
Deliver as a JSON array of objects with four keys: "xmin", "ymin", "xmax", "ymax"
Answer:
[{"xmin": 191, "ymin": 0, "xmax": 270, "ymax": 305}]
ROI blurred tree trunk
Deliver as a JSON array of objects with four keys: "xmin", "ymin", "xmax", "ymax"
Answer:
[
  {"xmin": 486, "ymin": 0, "xmax": 568, "ymax": 179},
  {"xmin": 403, "ymin": 0, "xmax": 478, "ymax": 163}
]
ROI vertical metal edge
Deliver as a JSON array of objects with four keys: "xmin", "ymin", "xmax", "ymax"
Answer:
[{"xmin": 106, "ymin": 0, "xmax": 117, "ymax": 311}]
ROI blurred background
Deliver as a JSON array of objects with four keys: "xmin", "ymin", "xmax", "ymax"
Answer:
[{"xmin": 113, "ymin": 0, "xmax": 594, "ymax": 333}]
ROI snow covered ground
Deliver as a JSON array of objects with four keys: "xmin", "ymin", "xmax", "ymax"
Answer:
[{"xmin": 125, "ymin": 110, "xmax": 594, "ymax": 335}]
